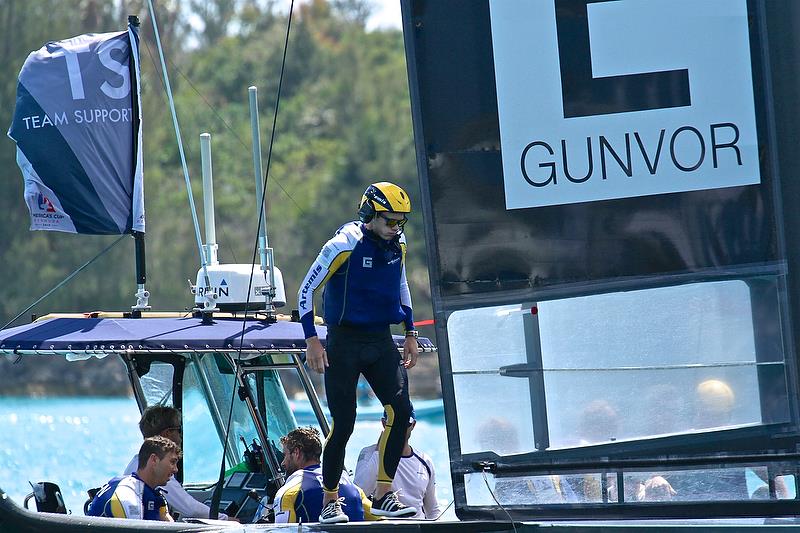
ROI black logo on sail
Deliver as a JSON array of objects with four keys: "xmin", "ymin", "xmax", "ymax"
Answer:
[{"xmin": 555, "ymin": 0, "xmax": 691, "ymax": 118}]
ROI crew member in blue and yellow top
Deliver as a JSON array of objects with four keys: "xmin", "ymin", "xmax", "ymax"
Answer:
[
  {"xmin": 263, "ymin": 427, "xmax": 380, "ymax": 523},
  {"xmin": 297, "ymin": 182, "xmax": 419, "ymax": 523},
  {"xmin": 87, "ymin": 436, "xmax": 179, "ymax": 521}
]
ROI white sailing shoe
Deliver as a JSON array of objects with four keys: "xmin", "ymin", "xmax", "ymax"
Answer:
[
  {"xmin": 371, "ymin": 491, "xmax": 416, "ymax": 518},
  {"xmin": 319, "ymin": 498, "xmax": 349, "ymax": 524}
]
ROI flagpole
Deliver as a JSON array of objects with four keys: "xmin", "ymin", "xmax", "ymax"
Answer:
[{"xmin": 128, "ymin": 15, "xmax": 150, "ymax": 315}]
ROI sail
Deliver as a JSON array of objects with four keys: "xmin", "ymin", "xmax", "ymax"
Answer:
[
  {"xmin": 7, "ymin": 22, "xmax": 144, "ymax": 235},
  {"xmin": 402, "ymin": 0, "xmax": 800, "ymax": 521}
]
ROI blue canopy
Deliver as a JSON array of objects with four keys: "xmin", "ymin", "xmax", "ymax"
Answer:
[{"xmin": 0, "ymin": 316, "xmax": 435, "ymax": 354}]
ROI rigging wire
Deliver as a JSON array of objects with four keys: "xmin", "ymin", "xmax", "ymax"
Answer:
[
  {"xmin": 140, "ymin": 38, "xmax": 239, "ymax": 264},
  {"xmin": 146, "ymin": 0, "xmax": 214, "ymax": 307},
  {"xmin": 432, "ymin": 498, "xmax": 456, "ymax": 520},
  {"xmin": 1, "ymin": 235, "xmax": 127, "ymax": 330},
  {"xmin": 139, "ymin": 15, "xmax": 307, "ymax": 220},
  {"xmin": 208, "ymin": 0, "xmax": 296, "ymax": 519},
  {"xmin": 482, "ymin": 469, "xmax": 519, "ymax": 533},
  {"xmin": 171, "ymin": 58, "xmax": 307, "ymax": 217}
]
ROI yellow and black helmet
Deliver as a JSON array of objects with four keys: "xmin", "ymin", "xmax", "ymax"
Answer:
[{"xmin": 357, "ymin": 182, "xmax": 411, "ymax": 223}]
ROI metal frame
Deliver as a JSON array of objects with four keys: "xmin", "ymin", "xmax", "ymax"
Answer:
[{"xmin": 118, "ymin": 347, "xmax": 331, "ymax": 486}]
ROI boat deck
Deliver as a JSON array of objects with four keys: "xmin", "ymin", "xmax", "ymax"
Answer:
[{"xmin": 5, "ymin": 490, "xmax": 800, "ymax": 533}]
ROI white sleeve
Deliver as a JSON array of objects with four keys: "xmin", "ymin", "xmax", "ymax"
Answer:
[
  {"xmin": 162, "ymin": 475, "xmax": 228, "ymax": 520},
  {"xmin": 399, "ymin": 263, "xmax": 412, "ymax": 309},
  {"xmin": 119, "ymin": 485, "xmax": 142, "ymax": 519},
  {"xmin": 112, "ymin": 477, "xmax": 144, "ymax": 519},
  {"xmin": 353, "ymin": 447, "xmax": 379, "ymax": 497},
  {"xmin": 297, "ymin": 256, "xmax": 327, "ymax": 323},
  {"xmin": 399, "ymin": 235, "xmax": 412, "ymax": 310},
  {"xmin": 298, "ymin": 229, "xmax": 357, "ymax": 338},
  {"xmin": 272, "ymin": 485, "xmax": 290, "ymax": 523},
  {"xmin": 422, "ymin": 455, "xmax": 442, "ymax": 519}
]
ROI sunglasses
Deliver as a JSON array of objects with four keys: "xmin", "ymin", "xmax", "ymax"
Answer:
[{"xmin": 377, "ymin": 212, "xmax": 407, "ymax": 228}]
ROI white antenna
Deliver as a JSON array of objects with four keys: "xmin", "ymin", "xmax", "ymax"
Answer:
[
  {"xmin": 249, "ymin": 86, "xmax": 277, "ymax": 312},
  {"xmin": 200, "ymin": 133, "xmax": 219, "ymax": 266},
  {"xmin": 192, "ymin": 126, "xmax": 287, "ymax": 313}
]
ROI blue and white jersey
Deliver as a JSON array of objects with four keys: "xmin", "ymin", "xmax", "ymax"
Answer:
[
  {"xmin": 270, "ymin": 464, "xmax": 379, "ymax": 523},
  {"xmin": 298, "ymin": 221, "xmax": 414, "ymax": 339},
  {"xmin": 86, "ymin": 473, "xmax": 168, "ymax": 521},
  {"xmin": 122, "ymin": 454, "xmax": 226, "ymax": 519}
]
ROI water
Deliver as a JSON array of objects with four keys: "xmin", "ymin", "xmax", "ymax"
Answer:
[{"xmin": 0, "ymin": 397, "xmax": 454, "ymax": 519}]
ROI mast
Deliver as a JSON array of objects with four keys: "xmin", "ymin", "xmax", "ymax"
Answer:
[{"xmin": 128, "ymin": 15, "xmax": 150, "ymax": 314}]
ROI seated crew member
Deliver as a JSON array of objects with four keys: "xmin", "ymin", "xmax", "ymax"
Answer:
[
  {"xmin": 298, "ymin": 182, "xmax": 420, "ymax": 523},
  {"xmin": 267, "ymin": 427, "xmax": 380, "ymax": 524},
  {"xmin": 121, "ymin": 405, "xmax": 234, "ymax": 521},
  {"xmin": 354, "ymin": 407, "xmax": 442, "ymax": 519},
  {"xmin": 87, "ymin": 436, "xmax": 179, "ymax": 521}
]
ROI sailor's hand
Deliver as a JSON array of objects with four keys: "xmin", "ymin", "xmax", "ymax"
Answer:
[
  {"xmin": 305, "ymin": 336, "xmax": 328, "ymax": 373},
  {"xmin": 403, "ymin": 336, "xmax": 418, "ymax": 369}
]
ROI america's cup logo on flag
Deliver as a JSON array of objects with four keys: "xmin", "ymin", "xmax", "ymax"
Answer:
[{"xmin": 7, "ymin": 22, "xmax": 144, "ymax": 234}]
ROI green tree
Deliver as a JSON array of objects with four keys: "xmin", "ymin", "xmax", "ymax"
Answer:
[{"xmin": 0, "ymin": 0, "xmax": 433, "ymax": 330}]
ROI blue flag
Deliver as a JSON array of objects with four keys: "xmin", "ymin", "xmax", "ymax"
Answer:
[{"xmin": 7, "ymin": 23, "xmax": 144, "ymax": 235}]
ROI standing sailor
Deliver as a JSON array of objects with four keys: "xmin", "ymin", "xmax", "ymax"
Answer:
[{"xmin": 298, "ymin": 182, "xmax": 419, "ymax": 523}]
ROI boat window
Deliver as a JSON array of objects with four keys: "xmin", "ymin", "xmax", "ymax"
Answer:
[
  {"xmin": 273, "ymin": 369, "xmax": 324, "ymax": 433},
  {"xmin": 449, "ymin": 300, "xmax": 536, "ymax": 455},
  {"xmin": 447, "ymin": 278, "xmax": 795, "ymax": 505},
  {"xmin": 775, "ymin": 475, "xmax": 797, "ymax": 499},
  {"xmin": 464, "ymin": 466, "xmax": 799, "ymax": 505},
  {"xmin": 250, "ymin": 368, "xmax": 298, "ymax": 444},
  {"xmin": 623, "ymin": 467, "xmax": 774, "ymax": 502},
  {"xmin": 139, "ymin": 361, "xmax": 175, "ymax": 407},
  {"xmin": 448, "ymin": 279, "xmax": 790, "ymax": 457},
  {"xmin": 465, "ymin": 472, "xmax": 607, "ymax": 505},
  {"xmin": 181, "ymin": 354, "xmax": 261, "ymax": 484},
  {"xmin": 237, "ymin": 353, "xmax": 329, "ymax": 438}
]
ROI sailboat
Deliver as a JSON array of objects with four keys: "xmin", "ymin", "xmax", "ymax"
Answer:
[
  {"xmin": 404, "ymin": 0, "xmax": 800, "ymax": 526},
  {"xmin": 6, "ymin": 0, "xmax": 800, "ymax": 531}
]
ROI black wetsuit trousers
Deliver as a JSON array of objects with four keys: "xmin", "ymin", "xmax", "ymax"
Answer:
[{"xmin": 321, "ymin": 325, "xmax": 412, "ymax": 493}]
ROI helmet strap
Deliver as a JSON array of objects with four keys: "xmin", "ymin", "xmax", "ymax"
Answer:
[{"xmin": 358, "ymin": 200, "xmax": 375, "ymax": 223}]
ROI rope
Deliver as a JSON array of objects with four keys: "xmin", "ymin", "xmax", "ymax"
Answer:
[
  {"xmin": 482, "ymin": 469, "xmax": 518, "ymax": 533},
  {"xmin": 146, "ymin": 0, "xmax": 211, "ymax": 296},
  {"xmin": 2, "ymin": 235, "xmax": 127, "ymax": 330},
  {"xmin": 139, "ymin": 15, "xmax": 306, "ymax": 220},
  {"xmin": 173, "ymin": 67, "xmax": 306, "ymax": 218},
  {"xmin": 141, "ymin": 38, "xmax": 240, "ymax": 263},
  {"xmin": 210, "ymin": 0, "xmax": 296, "ymax": 519},
  {"xmin": 455, "ymin": 360, "xmax": 784, "ymax": 376}
]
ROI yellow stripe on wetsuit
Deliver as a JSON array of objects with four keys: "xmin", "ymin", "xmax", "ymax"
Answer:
[{"xmin": 376, "ymin": 404, "xmax": 395, "ymax": 484}]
